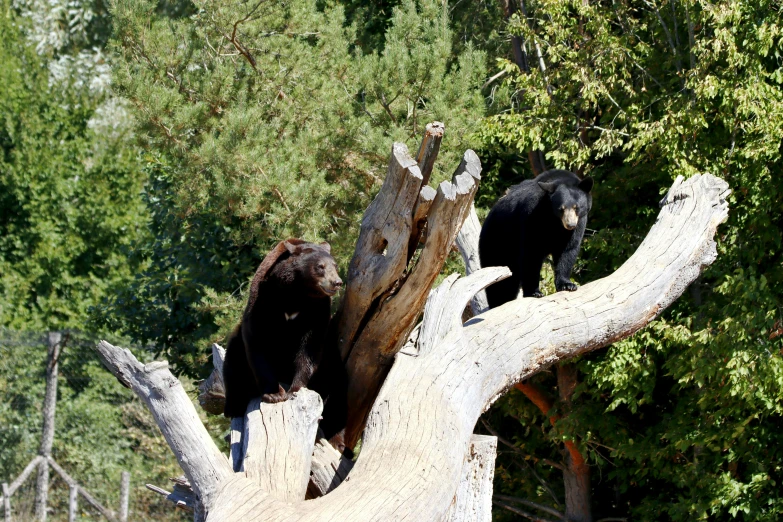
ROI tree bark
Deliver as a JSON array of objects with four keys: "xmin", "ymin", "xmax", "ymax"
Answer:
[
  {"xmin": 97, "ymin": 170, "xmax": 728, "ymax": 521},
  {"xmin": 119, "ymin": 471, "xmax": 130, "ymax": 522},
  {"xmin": 557, "ymin": 364, "xmax": 591, "ymax": 522},
  {"xmin": 35, "ymin": 331, "xmax": 62, "ymax": 522}
]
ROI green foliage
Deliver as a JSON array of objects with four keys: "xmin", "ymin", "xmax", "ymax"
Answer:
[
  {"xmin": 0, "ymin": 4, "xmax": 147, "ymax": 331},
  {"xmin": 479, "ymin": 0, "xmax": 783, "ymax": 520},
  {"xmin": 0, "ymin": 331, "xmax": 187, "ymax": 520},
  {"xmin": 0, "ymin": 6, "xmax": 184, "ymax": 519},
  {"xmin": 103, "ymin": 0, "xmax": 488, "ymax": 376}
]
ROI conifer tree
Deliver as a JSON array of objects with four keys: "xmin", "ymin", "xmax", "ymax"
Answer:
[{"xmin": 104, "ymin": 0, "xmax": 488, "ymax": 374}]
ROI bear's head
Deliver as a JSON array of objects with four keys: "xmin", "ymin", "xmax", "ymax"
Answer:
[
  {"xmin": 538, "ymin": 176, "xmax": 593, "ymax": 231},
  {"xmin": 283, "ymin": 240, "xmax": 343, "ymax": 298}
]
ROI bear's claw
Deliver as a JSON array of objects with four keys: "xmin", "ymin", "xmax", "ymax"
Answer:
[{"xmin": 261, "ymin": 384, "xmax": 289, "ymax": 404}]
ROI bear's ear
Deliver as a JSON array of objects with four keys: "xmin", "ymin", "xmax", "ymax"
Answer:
[
  {"xmin": 578, "ymin": 176, "xmax": 594, "ymax": 194},
  {"xmin": 538, "ymin": 181, "xmax": 558, "ymax": 194},
  {"xmin": 283, "ymin": 240, "xmax": 300, "ymax": 254},
  {"xmin": 319, "ymin": 241, "xmax": 332, "ymax": 254}
]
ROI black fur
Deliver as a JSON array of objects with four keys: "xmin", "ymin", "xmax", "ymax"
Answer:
[
  {"xmin": 479, "ymin": 169, "xmax": 593, "ymax": 308},
  {"xmin": 222, "ymin": 239, "xmax": 348, "ymax": 446}
]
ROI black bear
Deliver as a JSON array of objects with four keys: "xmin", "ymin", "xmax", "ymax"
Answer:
[
  {"xmin": 479, "ymin": 169, "xmax": 593, "ymax": 308},
  {"xmin": 222, "ymin": 238, "xmax": 348, "ymax": 448}
]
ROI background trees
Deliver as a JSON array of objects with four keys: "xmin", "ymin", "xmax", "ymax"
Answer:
[
  {"xmin": 478, "ymin": 1, "xmax": 783, "ymax": 520},
  {"xmin": 2, "ymin": 0, "xmax": 783, "ymax": 520}
]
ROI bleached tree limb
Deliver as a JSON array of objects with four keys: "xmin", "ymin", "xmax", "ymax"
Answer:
[
  {"xmin": 94, "ymin": 341, "xmax": 233, "ymax": 512},
  {"xmin": 455, "ymin": 203, "xmax": 489, "ymax": 315},
  {"xmin": 197, "ymin": 344, "xmax": 226, "ymax": 415},
  {"xmin": 98, "ymin": 171, "xmax": 728, "ymax": 521}
]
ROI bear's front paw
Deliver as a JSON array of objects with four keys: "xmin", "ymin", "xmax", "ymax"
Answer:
[
  {"xmin": 261, "ymin": 384, "xmax": 289, "ymax": 404},
  {"xmin": 527, "ymin": 290, "xmax": 545, "ymax": 298},
  {"xmin": 556, "ymin": 281, "xmax": 578, "ymax": 292}
]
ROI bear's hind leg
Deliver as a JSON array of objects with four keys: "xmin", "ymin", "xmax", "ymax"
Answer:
[
  {"xmin": 521, "ymin": 254, "xmax": 546, "ymax": 298},
  {"xmin": 223, "ymin": 330, "xmax": 257, "ymax": 418},
  {"xmin": 486, "ymin": 273, "xmax": 522, "ymax": 309}
]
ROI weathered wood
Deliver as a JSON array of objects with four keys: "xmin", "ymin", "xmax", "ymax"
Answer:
[
  {"xmin": 415, "ymin": 121, "xmax": 445, "ymax": 185},
  {"xmin": 47, "ymin": 457, "xmax": 118, "ymax": 522},
  {"xmin": 408, "ymin": 185, "xmax": 438, "ymax": 260},
  {"xmin": 198, "ymin": 344, "xmax": 227, "ymax": 415},
  {"xmin": 417, "ymin": 267, "xmax": 510, "ymax": 356},
  {"xmin": 94, "ymin": 341, "xmax": 232, "ymax": 514},
  {"xmin": 0, "ymin": 455, "xmax": 43, "ymax": 502},
  {"xmin": 307, "ymin": 438, "xmax": 354, "ymax": 499},
  {"xmin": 35, "ymin": 331, "xmax": 62, "ymax": 522},
  {"xmin": 145, "ymin": 483, "xmax": 194, "ymax": 512},
  {"xmin": 98, "ymin": 172, "xmax": 729, "ymax": 522},
  {"xmin": 455, "ymin": 204, "xmax": 489, "ymax": 315},
  {"xmin": 445, "ymin": 435, "xmax": 497, "ymax": 522},
  {"xmin": 69, "ymin": 485, "xmax": 78, "ymax": 522},
  {"xmin": 229, "ymin": 417, "xmax": 244, "ymax": 473},
  {"xmin": 343, "ymin": 149, "xmax": 482, "ymax": 447},
  {"xmin": 240, "ymin": 390, "xmax": 322, "ymax": 501},
  {"xmin": 408, "ymin": 121, "xmax": 445, "ymax": 258},
  {"xmin": 335, "ymin": 142, "xmax": 424, "ymax": 361},
  {"xmin": 119, "ymin": 471, "xmax": 130, "ymax": 522},
  {"xmin": 2, "ymin": 483, "xmax": 10, "ymax": 522}
]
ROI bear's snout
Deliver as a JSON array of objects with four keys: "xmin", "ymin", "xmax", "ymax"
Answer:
[
  {"xmin": 561, "ymin": 208, "xmax": 579, "ymax": 230},
  {"xmin": 321, "ymin": 276, "xmax": 343, "ymax": 296}
]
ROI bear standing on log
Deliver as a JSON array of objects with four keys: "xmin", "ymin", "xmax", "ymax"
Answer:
[
  {"xmin": 222, "ymin": 239, "xmax": 348, "ymax": 447},
  {"xmin": 479, "ymin": 169, "xmax": 593, "ymax": 307}
]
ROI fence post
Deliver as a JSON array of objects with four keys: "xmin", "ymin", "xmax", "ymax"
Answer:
[
  {"xmin": 68, "ymin": 485, "xmax": 78, "ymax": 522},
  {"xmin": 119, "ymin": 472, "xmax": 130, "ymax": 522},
  {"xmin": 2, "ymin": 482, "xmax": 10, "ymax": 522},
  {"xmin": 34, "ymin": 331, "xmax": 62, "ymax": 522}
]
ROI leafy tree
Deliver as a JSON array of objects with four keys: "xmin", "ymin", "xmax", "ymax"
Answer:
[
  {"xmin": 0, "ymin": 4, "xmax": 188, "ymax": 519},
  {"xmin": 102, "ymin": 0, "xmax": 489, "ymax": 376},
  {"xmin": 477, "ymin": 0, "xmax": 783, "ymax": 520},
  {"xmin": 0, "ymin": 0, "xmax": 146, "ymax": 330}
]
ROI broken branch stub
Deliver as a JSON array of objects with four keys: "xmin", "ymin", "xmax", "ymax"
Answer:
[
  {"xmin": 455, "ymin": 204, "xmax": 488, "ymax": 315},
  {"xmin": 240, "ymin": 391, "xmax": 322, "ymax": 501}
]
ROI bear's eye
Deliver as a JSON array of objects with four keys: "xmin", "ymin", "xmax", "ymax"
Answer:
[
  {"xmin": 560, "ymin": 205, "xmax": 565, "ymax": 211},
  {"xmin": 318, "ymin": 264, "xmax": 325, "ymax": 270}
]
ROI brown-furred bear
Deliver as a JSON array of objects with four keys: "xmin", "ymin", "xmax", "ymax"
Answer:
[
  {"xmin": 222, "ymin": 239, "xmax": 348, "ymax": 448},
  {"xmin": 479, "ymin": 169, "xmax": 593, "ymax": 308}
]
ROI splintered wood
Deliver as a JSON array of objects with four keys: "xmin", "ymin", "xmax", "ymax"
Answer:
[{"xmin": 336, "ymin": 124, "xmax": 483, "ymax": 446}]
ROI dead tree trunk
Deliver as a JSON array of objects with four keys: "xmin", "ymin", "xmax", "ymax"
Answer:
[{"xmin": 96, "ymin": 125, "xmax": 728, "ymax": 521}]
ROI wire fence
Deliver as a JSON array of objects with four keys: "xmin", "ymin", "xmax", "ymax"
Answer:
[{"xmin": 0, "ymin": 329, "xmax": 190, "ymax": 521}]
